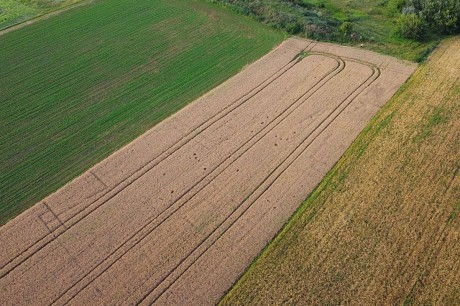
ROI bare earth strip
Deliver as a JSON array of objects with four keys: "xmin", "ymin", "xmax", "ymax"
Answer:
[{"xmin": 0, "ymin": 38, "xmax": 416, "ymax": 305}]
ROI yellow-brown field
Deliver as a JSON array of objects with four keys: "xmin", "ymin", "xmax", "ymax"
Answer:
[{"xmin": 221, "ymin": 37, "xmax": 460, "ymax": 305}]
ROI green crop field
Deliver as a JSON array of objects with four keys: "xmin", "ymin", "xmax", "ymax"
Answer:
[{"xmin": 0, "ymin": 0, "xmax": 284, "ymax": 224}]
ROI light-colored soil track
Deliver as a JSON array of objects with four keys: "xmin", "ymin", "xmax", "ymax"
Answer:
[{"xmin": 0, "ymin": 38, "xmax": 416, "ymax": 305}]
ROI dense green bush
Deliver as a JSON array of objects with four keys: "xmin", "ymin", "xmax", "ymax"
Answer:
[
  {"xmin": 390, "ymin": 0, "xmax": 460, "ymax": 40},
  {"xmin": 418, "ymin": 0, "xmax": 460, "ymax": 34},
  {"xmin": 396, "ymin": 12, "xmax": 425, "ymax": 39},
  {"xmin": 338, "ymin": 21, "xmax": 353, "ymax": 35}
]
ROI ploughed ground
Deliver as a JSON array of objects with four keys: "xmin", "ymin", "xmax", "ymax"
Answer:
[{"xmin": 0, "ymin": 38, "xmax": 415, "ymax": 305}]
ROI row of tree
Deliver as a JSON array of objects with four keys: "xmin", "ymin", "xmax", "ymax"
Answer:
[{"xmin": 392, "ymin": 0, "xmax": 460, "ymax": 40}]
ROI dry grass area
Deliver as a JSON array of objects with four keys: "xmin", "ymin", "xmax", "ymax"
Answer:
[{"xmin": 221, "ymin": 37, "xmax": 460, "ymax": 305}]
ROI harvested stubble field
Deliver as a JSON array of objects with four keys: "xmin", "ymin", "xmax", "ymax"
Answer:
[
  {"xmin": 0, "ymin": 0, "xmax": 284, "ymax": 225},
  {"xmin": 221, "ymin": 37, "xmax": 460, "ymax": 305},
  {"xmin": 0, "ymin": 37, "xmax": 415, "ymax": 305}
]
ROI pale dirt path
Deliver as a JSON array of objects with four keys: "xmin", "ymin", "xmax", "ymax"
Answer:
[{"xmin": 0, "ymin": 38, "xmax": 416, "ymax": 305}]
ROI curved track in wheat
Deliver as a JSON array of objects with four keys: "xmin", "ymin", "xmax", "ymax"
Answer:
[{"xmin": 0, "ymin": 38, "xmax": 416, "ymax": 305}]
